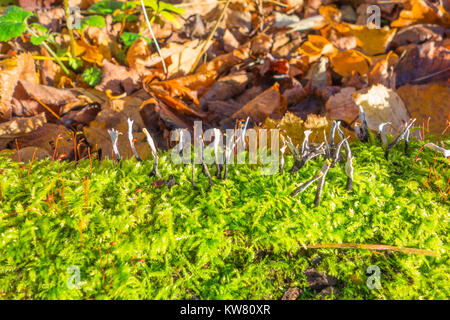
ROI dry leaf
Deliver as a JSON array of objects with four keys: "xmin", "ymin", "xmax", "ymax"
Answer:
[
  {"xmin": 0, "ymin": 53, "xmax": 36, "ymax": 121},
  {"xmin": 346, "ymin": 24, "xmax": 397, "ymax": 56},
  {"xmin": 353, "ymin": 84, "xmax": 410, "ymax": 131},
  {"xmin": 298, "ymin": 35, "xmax": 337, "ymax": 62},
  {"xmin": 8, "ymin": 123, "xmax": 75, "ymax": 156},
  {"xmin": 0, "ymin": 112, "xmax": 46, "ymax": 136},
  {"xmin": 330, "ymin": 49, "xmax": 372, "ymax": 78},
  {"xmin": 200, "ymin": 71, "xmax": 252, "ymax": 108},
  {"xmin": 395, "ymin": 41, "xmax": 450, "ymax": 86},
  {"xmin": 96, "ymin": 59, "xmax": 141, "ymax": 96},
  {"xmin": 396, "ymin": 83, "xmax": 450, "ymax": 134},
  {"xmin": 368, "ymin": 51, "xmax": 399, "ymax": 88},
  {"xmin": 232, "ymin": 83, "xmax": 287, "ymax": 124},
  {"xmin": 264, "ymin": 111, "xmax": 353, "ymax": 147},
  {"xmin": 392, "ymin": 0, "xmax": 450, "ymax": 27},
  {"xmin": 325, "ymin": 87, "xmax": 358, "ymax": 124},
  {"xmin": 10, "ymin": 147, "xmax": 50, "ymax": 163}
]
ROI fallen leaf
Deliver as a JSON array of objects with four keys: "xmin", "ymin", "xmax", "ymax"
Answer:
[
  {"xmin": 325, "ymin": 87, "xmax": 358, "ymax": 125},
  {"xmin": 6, "ymin": 123, "xmax": 75, "ymax": 157},
  {"xmin": 330, "ymin": 49, "xmax": 372, "ymax": 78},
  {"xmin": 368, "ymin": 51, "xmax": 398, "ymax": 88},
  {"xmin": 10, "ymin": 146, "xmax": 50, "ymax": 163},
  {"xmin": 353, "ymin": 84, "xmax": 410, "ymax": 131},
  {"xmin": 346, "ymin": 24, "xmax": 397, "ymax": 56},
  {"xmin": 264, "ymin": 111, "xmax": 353, "ymax": 147},
  {"xmin": 200, "ymin": 71, "xmax": 252, "ymax": 108},
  {"xmin": 391, "ymin": 0, "xmax": 450, "ymax": 27},
  {"xmin": 298, "ymin": 35, "xmax": 337, "ymax": 62},
  {"xmin": 389, "ymin": 24, "xmax": 446, "ymax": 49},
  {"xmin": 232, "ymin": 83, "xmax": 287, "ymax": 124},
  {"xmin": 395, "ymin": 41, "xmax": 450, "ymax": 86},
  {"xmin": 396, "ymin": 83, "xmax": 450, "ymax": 134},
  {"xmin": 0, "ymin": 53, "xmax": 36, "ymax": 121},
  {"xmin": 251, "ymin": 33, "xmax": 273, "ymax": 55},
  {"xmin": 0, "ymin": 112, "xmax": 47, "ymax": 136},
  {"xmin": 96, "ymin": 59, "xmax": 141, "ymax": 96}
]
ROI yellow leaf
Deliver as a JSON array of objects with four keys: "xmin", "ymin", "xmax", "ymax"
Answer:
[
  {"xmin": 298, "ymin": 35, "xmax": 337, "ymax": 60},
  {"xmin": 392, "ymin": 0, "xmax": 450, "ymax": 27},
  {"xmin": 346, "ymin": 24, "xmax": 397, "ymax": 56},
  {"xmin": 330, "ymin": 50, "xmax": 372, "ymax": 77}
]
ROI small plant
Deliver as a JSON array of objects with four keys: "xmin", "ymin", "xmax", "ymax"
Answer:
[
  {"xmin": 0, "ymin": 6, "xmax": 70, "ymax": 74},
  {"xmin": 81, "ymin": 67, "xmax": 102, "ymax": 86}
]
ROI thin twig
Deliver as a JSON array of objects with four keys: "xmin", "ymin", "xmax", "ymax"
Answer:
[
  {"xmin": 306, "ymin": 243, "xmax": 437, "ymax": 256},
  {"xmin": 140, "ymin": 0, "xmax": 167, "ymax": 75},
  {"xmin": 190, "ymin": 0, "xmax": 231, "ymax": 74}
]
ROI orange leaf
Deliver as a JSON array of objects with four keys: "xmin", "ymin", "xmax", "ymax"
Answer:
[
  {"xmin": 298, "ymin": 35, "xmax": 337, "ymax": 60},
  {"xmin": 330, "ymin": 50, "xmax": 372, "ymax": 77},
  {"xmin": 392, "ymin": 0, "xmax": 450, "ymax": 27}
]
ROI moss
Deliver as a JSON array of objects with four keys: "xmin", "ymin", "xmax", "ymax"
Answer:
[{"xmin": 0, "ymin": 136, "xmax": 448, "ymax": 299}]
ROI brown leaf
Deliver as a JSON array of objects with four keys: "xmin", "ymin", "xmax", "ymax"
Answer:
[
  {"xmin": 90, "ymin": 95, "xmax": 145, "ymax": 130},
  {"xmin": 325, "ymin": 87, "xmax": 358, "ymax": 124},
  {"xmin": 389, "ymin": 24, "xmax": 446, "ymax": 49},
  {"xmin": 200, "ymin": 71, "xmax": 252, "ymax": 108},
  {"xmin": 7, "ymin": 123, "xmax": 74, "ymax": 156},
  {"xmin": 96, "ymin": 59, "xmax": 141, "ymax": 96},
  {"xmin": 395, "ymin": 41, "xmax": 450, "ymax": 86},
  {"xmin": 264, "ymin": 112, "xmax": 354, "ymax": 146},
  {"xmin": 0, "ymin": 112, "xmax": 47, "ymax": 137},
  {"xmin": 0, "ymin": 53, "xmax": 36, "ymax": 122},
  {"xmin": 368, "ymin": 51, "xmax": 398, "ymax": 88},
  {"xmin": 232, "ymin": 83, "xmax": 287, "ymax": 124},
  {"xmin": 251, "ymin": 33, "xmax": 273, "ymax": 55},
  {"xmin": 11, "ymin": 80, "xmax": 79, "ymax": 119},
  {"xmin": 10, "ymin": 146, "xmax": 51, "ymax": 163},
  {"xmin": 396, "ymin": 83, "xmax": 450, "ymax": 134}
]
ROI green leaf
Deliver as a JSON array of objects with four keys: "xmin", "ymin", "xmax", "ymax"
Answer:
[
  {"xmin": 0, "ymin": 6, "xmax": 32, "ymax": 41},
  {"xmin": 120, "ymin": 32, "xmax": 151, "ymax": 48},
  {"xmin": 142, "ymin": 0, "xmax": 158, "ymax": 12},
  {"xmin": 30, "ymin": 35, "xmax": 47, "ymax": 45},
  {"xmin": 159, "ymin": 10, "xmax": 180, "ymax": 28},
  {"xmin": 80, "ymin": 15, "xmax": 106, "ymax": 29},
  {"xmin": 159, "ymin": 1, "xmax": 184, "ymax": 15},
  {"xmin": 82, "ymin": 67, "xmax": 102, "ymax": 86},
  {"xmin": 89, "ymin": 0, "xmax": 137, "ymax": 15}
]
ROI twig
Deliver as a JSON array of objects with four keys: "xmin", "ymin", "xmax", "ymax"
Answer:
[
  {"xmin": 63, "ymin": 0, "xmax": 76, "ymax": 58},
  {"xmin": 306, "ymin": 243, "xmax": 437, "ymax": 256},
  {"xmin": 190, "ymin": 0, "xmax": 231, "ymax": 74},
  {"xmin": 26, "ymin": 27, "xmax": 70, "ymax": 75},
  {"xmin": 140, "ymin": 0, "xmax": 167, "ymax": 75}
]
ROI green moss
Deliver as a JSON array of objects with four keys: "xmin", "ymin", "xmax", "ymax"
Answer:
[{"xmin": 0, "ymin": 136, "xmax": 449, "ymax": 299}]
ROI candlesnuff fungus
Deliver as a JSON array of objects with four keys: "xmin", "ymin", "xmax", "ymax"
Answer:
[
  {"xmin": 224, "ymin": 132, "xmax": 240, "ymax": 180},
  {"xmin": 287, "ymin": 131, "xmax": 325, "ymax": 174},
  {"xmin": 280, "ymin": 135, "xmax": 287, "ymax": 174},
  {"xmin": 384, "ymin": 119, "xmax": 416, "ymax": 160},
  {"xmin": 291, "ymin": 133, "xmax": 347, "ymax": 207},
  {"xmin": 337, "ymin": 124, "xmax": 354, "ymax": 191},
  {"xmin": 127, "ymin": 118, "xmax": 142, "ymax": 162},
  {"xmin": 357, "ymin": 106, "xmax": 369, "ymax": 142},
  {"xmin": 107, "ymin": 128, "xmax": 121, "ymax": 161},
  {"xmin": 213, "ymin": 128, "xmax": 222, "ymax": 179},
  {"xmin": 199, "ymin": 138, "xmax": 213, "ymax": 189},
  {"xmin": 142, "ymin": 128, "xmax": 162, "ymax": 179},
  {"xmin": 377, "ymin": 122, "xmax": 391, "ymax": 145}
]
